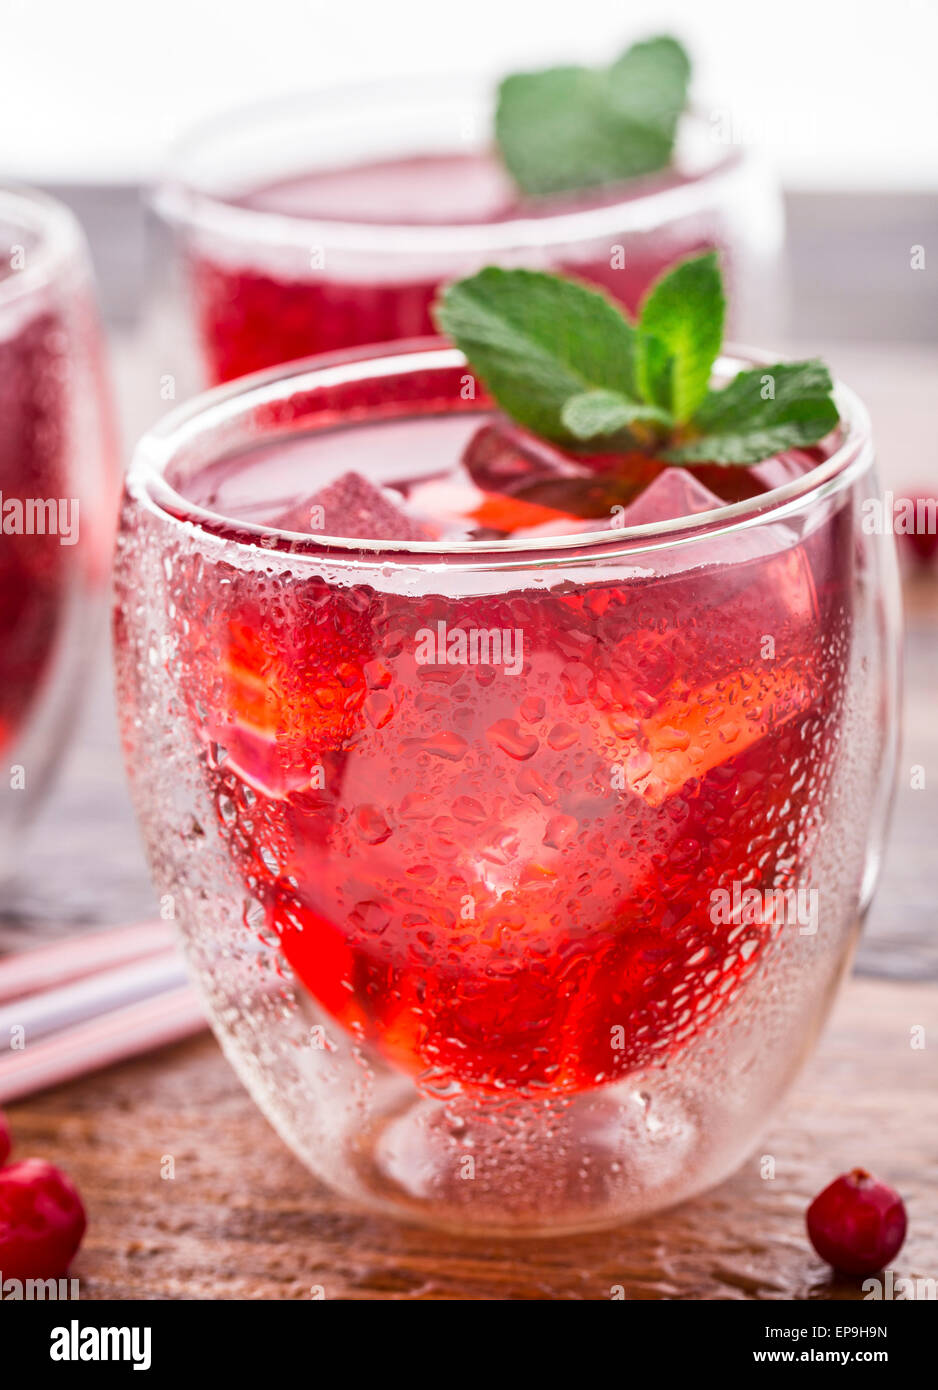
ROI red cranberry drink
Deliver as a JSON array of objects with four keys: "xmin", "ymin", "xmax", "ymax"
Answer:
[
  {"xmin": 185, "ymin": 146, "xmax": 756, "ymax": 382},
  {"xmin": 170, "ymin": 427, "xmax": 834, "ymax": 1098},
  {"xmin": 158, "ymin": 39, "xmax": 781, "ymax": 382},
  {"xmin": 115, "ymin": 261, "xmax": 899, "ymax": 1232},
  {"xmin": 0, "ymin": 188, "xmax": 118, "ymax": 878},
  {"xmin": 0, "ymin": 264, "xmax": 69, "ymax": 757}
]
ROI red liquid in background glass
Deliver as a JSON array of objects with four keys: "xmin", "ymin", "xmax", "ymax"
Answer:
[
  {"xmin": 0, "ymin": 302, "xmax": 69, "ymax": 754},
  {"xmin": 189, "ymin": 151, "xmax": 721, "ymax": 382},
  {"xmin": 168, "ymin": 397, "xmax": 846, "ymax": 1097}
]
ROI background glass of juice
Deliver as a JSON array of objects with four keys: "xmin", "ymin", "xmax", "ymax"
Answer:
[
  {"xmin": 0, "ymin": 186, "xmax": 119, "ymax": 881},
  {"xmin": 152, "ymin": 76, "xmax": 784, "ymax": 386},
  {"xmin": 114, "ymin": 343, "xmax": 899, "ymax": 1235}
]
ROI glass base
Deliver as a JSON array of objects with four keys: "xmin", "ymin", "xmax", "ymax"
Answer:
[
  {"xmin": 314, "ymin": 1080, "xmax": 756, "ymax": 1237},
  {"xmin": 187, "ymin": 925, "xmax": 849, "ymax": 1238},
  {"xmin": 351, "ymin": 1090, "xmax": 681, "ymax": 1235}
]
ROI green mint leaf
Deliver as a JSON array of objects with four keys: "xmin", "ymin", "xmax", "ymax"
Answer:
[
  {"xmin": 608, "ymin": 36, "xmax": 691, "ymax": 143},
  {"xmin": 562, "ymin": 389, "xmax": 672, "ymax": 440},
  {"xmin": 433, "ymin": 268, "xmax": 641, "ymax": 442},
  {"xmin": 691, "ymin": 360, "xmax": 835, "ymax": 431},
  {"xmin": 634, "ymin": 331, "xmax": 674, "ymax": 414},
  {"xmin": 495, "ymin": 68, "xmax": 630, "ymax": 200},
  {"xmin": 495, "ymin": 36, "xmax": 691, "ymax": 197},
  {"xmin": 664, "ymin": 361, "xmax": 840, "ymax": 464},
  {"xmin": 637, "ymin": 252, "xmax": 724, "ymax": 422}
]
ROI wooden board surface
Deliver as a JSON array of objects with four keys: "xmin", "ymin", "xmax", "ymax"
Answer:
[{"xmin": 6, "ymin": 978, "xmax": 936, "ymax": 1301}]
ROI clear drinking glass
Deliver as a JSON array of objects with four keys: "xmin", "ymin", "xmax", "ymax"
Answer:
[
  {"xmin": 114, "ymin": 343, "xmax": 899, "ymax": 1235},
  {"xmin": 0, "ymin": 186, "xmax": 119, "ymax": 879},
  {"xmin": 152, "ymin": 77, "xmax": 783, "ymax": 386}
]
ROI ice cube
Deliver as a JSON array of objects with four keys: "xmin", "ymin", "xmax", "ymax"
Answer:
[
  {"xmin": 192, "ymin": 605, "xmax": 371, "ymax": 801},
  {"xmin": 278, "ymin": 471, "xmax": 432, "ymax": 543},
  {"xmin": 609, "ymin": 466, "xmax": 817, "ymax": 624},
  {"xmin": 611, "ymin": 467, "xmax": 726, "ymax": 527},
  {"xmin": 399, "ymin": 475, "xmax": 490, "ymax": 540},
  {"xmin": 618, "ymin": 662, "xmax": 818, "ymax": 808}
]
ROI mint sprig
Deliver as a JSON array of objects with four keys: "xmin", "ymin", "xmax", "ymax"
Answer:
[
  {"xmin": 433, "ymin": 255, "xmax": 840, "ymax": 467},
  {"xmin": 495, "ymin": 36, "xmax": 691, "ymax": 198}
]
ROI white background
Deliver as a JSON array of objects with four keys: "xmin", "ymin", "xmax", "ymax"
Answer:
[{"xmin": 1, "ymin": 0, "xmax": 937, "ymax": 189}]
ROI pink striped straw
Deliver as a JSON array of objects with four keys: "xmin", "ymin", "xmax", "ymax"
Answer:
[
  {"xmin": 0, "ymin": 952, "xmax": 190, "ymax": 1048},
  {"xmin": 0, "ymin": 920, "xmax": 175, "ymax": 1004},
  {"xmin": 0, "ymin": 985, "xmax": 207, "ymax": 1104}
]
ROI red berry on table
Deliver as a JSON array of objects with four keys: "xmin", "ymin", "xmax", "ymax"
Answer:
[
  {"xmin": 807, "ymin": 1169, "xmax": 907, "ymax": 1276},
  {"xmin": 895, "ymin": 491, "xmax": 938, "ymax": 567},
  {"xmin": 0, "ymin": 1159, "xmax": 86, "ymax": 1280},
  {"xmin": 0, "ymin": 1112, "xmax": 10, "ymax": 1166}
]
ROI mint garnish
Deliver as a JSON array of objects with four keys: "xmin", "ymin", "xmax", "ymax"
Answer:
[
  {"xmin": 663, "ymin": 361, "xmax": 840, "ymax": 465},
  {"xmin": 434, "ymin": 254, "xmax": 840, "ymax": 467},
  {"xmin": 495, "ymin": 36, "xmax": 691, "ymax": 197},
  {"xmin": 561, "ymin": 389, "xmax": 670, "ymax": 440}
]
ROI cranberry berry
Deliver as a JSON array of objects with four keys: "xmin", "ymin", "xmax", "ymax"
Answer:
[
  {"xmin": 0, "ymin": 1158, "xmax": 86, "ymax": 1280},
  {"xmin": 807, "ymin": 1169, "xmax": 907, "ymax": 1276},
  {"xmin": 896, "ymin": 492, "xmax": 938, "ymax": 567}
]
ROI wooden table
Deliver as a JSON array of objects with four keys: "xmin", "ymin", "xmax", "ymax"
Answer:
[
  {"xmin": 7, "ymin": 978, "xmax": 936, "ymax": 1301},
  {"xmin": 1, "ymin": 338, "xmax": 936, "ymax": 1300}
]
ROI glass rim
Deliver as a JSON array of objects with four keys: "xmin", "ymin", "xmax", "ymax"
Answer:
[
  {"xmin": 154, "ymin": 74, "xmax": 754, "ymax": 258},
  {"xmin": 0, "ymin": 184, "xmax": 86, "ymax": 316},
  {"xmin": 129, "ymin": 339, "xmax": 874, "ymax": 572}
]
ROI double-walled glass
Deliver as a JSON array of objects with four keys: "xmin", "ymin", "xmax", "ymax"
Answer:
[
  {"xmin": 0, "ymin": 187, "xmax": 119, "ymax": 878},
  {"xmin": 114, "ymin": 344, "xmax": 899, "ymax": 1234},
  {"xmin": 153, "ymin": 78, "xmax": 783, "ymax": 386}
]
